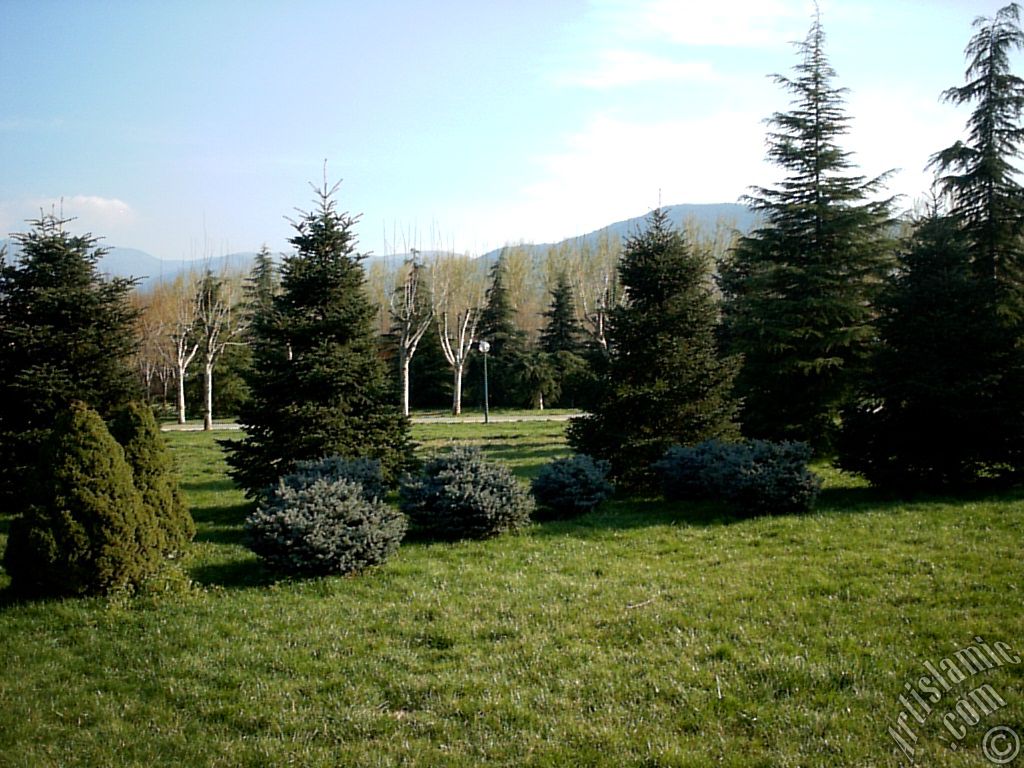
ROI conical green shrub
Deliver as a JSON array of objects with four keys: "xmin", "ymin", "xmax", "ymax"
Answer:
[
  {"xmin": 3, "ymin": 402, "xmax": 161, "ymax": 595},
  {"xmin": 109, "ymin": 401, "xmax": 195, "ymax": 556}
]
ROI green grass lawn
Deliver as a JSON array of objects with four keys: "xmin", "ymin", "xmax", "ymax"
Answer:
[{"xmin": 0, "ymin": 423, "xmax": 1022, "ymax": 766}]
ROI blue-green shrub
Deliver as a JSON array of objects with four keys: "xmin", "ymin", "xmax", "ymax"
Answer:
[
  {"xmin": 287, "ymin": 455, "xmax": 388, "ymax": 501},
  {"xmin": 531, "ymin": 454, "xmax": 614, "ymax": 517},
  {"xmin": 246, "ymin": 469, "xmax": 406, "ymax": 576},
  {"xmin": 655, "ymin": 440, "xmax": 736, "ymax": 502},
  {"xmin": 655, "ymin": 440, "xmax": 821, "ymax": 516},
  {"xmin": 400, "ymin": 446, "xmax": 534, "ymax": 539}
]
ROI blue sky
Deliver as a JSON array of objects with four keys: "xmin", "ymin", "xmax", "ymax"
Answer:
[{"xmin": 0, "ymin": 0, "xmax": 1017, "ymax": 260}]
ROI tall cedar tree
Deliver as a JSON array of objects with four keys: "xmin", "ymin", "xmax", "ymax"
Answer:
[
  {"xmin": 720, "ymin": 14, "xmax": 894, "ymax": 450},
  {"xmin": 471, "ymin": 254, "xmax": 528, "ymax": 408},
  {"xmin": 838, "ymin": 213, "xmax": 1016, "ymax": 489},
  {"xmin": 0, "ymin": 215, "xmax": 140, "ymax": 510},
  {"xmin": 923, "ymin": 2, "xmax": 1024, "ymax": 476},
  {"xmin": 930, "ymin": 2, "xmax": 1024, "ymax": 306},
  {"xmin": 569, "ymin": 209, "xmax": 741, "ymax": 490},
  {"xmin": 224, "ymin": 181, "xmax": 412, "ymax": 497}
]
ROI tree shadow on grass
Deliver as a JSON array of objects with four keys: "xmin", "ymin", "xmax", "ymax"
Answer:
[
  {"xmin": 188, "ymin": 557, "xmax": 278, "ymax": 590},
  {"xmin": 190, "ymin": 500, "xmax": 253, "ymax": 547},
  {"xmin": 815, "ymin": 485, "xmax": 890, "ymax": 513},
  {"xmin": 530, "ymin": 497, "xmax": 743, "ymax": 539},
  {"xmin": 181, "ymin": 478, "xmax": 241, "ymax": 495},
  {"xmin": 816, "ymin": 478, "xmax": 1024, "ymax": 514}
]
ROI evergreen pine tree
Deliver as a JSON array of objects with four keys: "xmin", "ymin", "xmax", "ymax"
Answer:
[
  {"xmin": 540, "ymin": 273, "xmax": 584, "ymax": 355},
  {"xmin": 921, "ymin": 2, "xmax": 1024, "ymax": 476},
  {"xmin": 472, "ymin": 253, "xmax": 528, "ymax": 407},
  {"xmin": 3, "ymin": 402, "xmax": 160, "ymax": 596},
  {"xmin": 720, "ymin": 13, "xmax": 895, "ymax": 450},
  {"xmin": 0, "ymin": 215, "xmax": 140, "ymax": 510},
  {"xmin": 930, "ymin": 2, "xmax": 1024, "ymax": 304},
  {"xmin": 838, "ymin": 213, "xmax": 1015, "ymax": 489},
  {"xmin": 569, "ymin": 209, "xmax": 741, "ymax": 490},
  {"xmin": 109, "ymin": 401, "xmax": 196, "ymax": 555},
  {"xmin": 224, "ymin": 180, "xmax": 412, "ymax": 497},
  {"xmin": 242, "ymin": 244, "xmax": 280, "ymax": 324},
  {"xmin": 539, "ymin": 272, "xmax": 586, "ymax": 407}
]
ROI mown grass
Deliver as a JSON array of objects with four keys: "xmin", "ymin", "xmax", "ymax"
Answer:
[{"xmin": 0, "ymin": 423, "xmax": 1021, "ymax": 767}]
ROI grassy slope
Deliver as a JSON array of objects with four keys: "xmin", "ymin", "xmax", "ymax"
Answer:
[{"xmin": 0, "ymin": 423, "xmax": 1021, "ymax": 767}]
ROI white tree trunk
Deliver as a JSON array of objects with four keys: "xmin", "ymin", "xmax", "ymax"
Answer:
[
  {"xmin": 452, "ymin": 362, "xmax": 464, "ymax": 416},
  {"xmin": 400, "ymin": 349, "xmax": 411, "ymax": 417},
  {"xmin": 176, "ymin": 365, "xmax": 187, "ymax": 424},
  {"xmin": 203, "ymin": 361, "xmax": 214, "ymax": 431}
]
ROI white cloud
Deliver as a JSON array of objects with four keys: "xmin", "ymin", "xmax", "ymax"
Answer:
[
  {"xmin": 449, "ymin": 82, "xmax": 965, "ymax": 251},
  {"xmin": 61, "ymin": 195, "xmax": 135, "ymax": 223},
  {"xmin": 452, "ymin": 111, "xmax": 771, "ymax": 251},
  {"xmin": 557, "ymin": 49, "xmax": 719, "ymax": 89},
  {"xmin": 844, "ymin": 87, "xmax": 964, "ymax": 208},
  {"xmin": 0, "ymin": 195, "xmax": 136, "ymax": 241}
]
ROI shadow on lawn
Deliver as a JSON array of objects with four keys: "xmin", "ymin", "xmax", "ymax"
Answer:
[
  {"xmin": 191, "ymin": 501, "xmax": 252, "ymax": 547},
  {"xmin": 531, "ymin": 497, "xmax": 742, "ymax": 539},
  {"xmin": 189, "ymin": 557, "xmax": 277, "ymax": 590},
  {"xmin": 181, "ymin": 479, "xmax": 241, "ymax": 495}
]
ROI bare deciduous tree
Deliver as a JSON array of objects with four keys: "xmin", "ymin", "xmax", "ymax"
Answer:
[
  {"xmin": 431, "ymin": 252, "xmax": 484, "ymax": 415},
  {"xmin": 164, "ymin": 273, "xmax": 202, "ymax": 424},
  {"xmin": 566, "ymin": 233, "xmax": 622, "ymax": 352},
  {"xmin": 195, "ymin": 268, "xmax": 245, "ymax": 431},
  {"xmin": 391, "ymin": 250, "xmax": 434, "ymax": 416}
]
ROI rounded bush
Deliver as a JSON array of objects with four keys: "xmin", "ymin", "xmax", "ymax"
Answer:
[
  {"xmin": 287, "ymin": 455, "xmax": 388, "ymax": 501},
  {"xmin": 400, "ymin": 446, "xmax": 535, "ymax": 539},
  {"xmin": 531, "ymin": 454, "xmax": 613, "ymax": 518},
  {"xmin": 654, "ymin": 440, "xmax": 735, "ymax": 502},
  {"xmin": 246, "ymin": 472, "xmax": 407, "ymax": 577},
  {"xmin": 109, "ymin": 401, "xmax": 195, "ymax": 556},
  {"xmin": 3, "ymin": 402, "xmax": 161, "ymax": 596},
  {"xmin": 655, "ymin": 439, "xmax": 821, "ymax": 516},
  {"xmin": 728, "ymin": 440, "xmax": 821, "ymax": 516}
]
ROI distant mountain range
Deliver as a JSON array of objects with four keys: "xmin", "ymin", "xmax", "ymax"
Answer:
[{"xmin": 1, "ymin": 202, "xmax": 757, "ymax": 287}]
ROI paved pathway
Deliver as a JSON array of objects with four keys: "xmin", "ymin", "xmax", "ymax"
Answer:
[{"xmin": 161, "ymin": 413, "xmax": 579, "ymax": 432}]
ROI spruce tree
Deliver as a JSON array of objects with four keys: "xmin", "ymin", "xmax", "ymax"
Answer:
[
  {"xmin": 569, "ymin": 209, "xmax": 741, "ymax": 490},
  {"xmin": 109, "ymin": 401, "xmax": 196, "ymax": 555},
  {"xmin": 0, "ymin": 215, "xmax": 140, "ymax": 510},
  {"xmin": 839, "ymin": 213, "xmax": 1015, "ymax": 489},
  {"xmin": 224, "ymin": 181, "xmax": 412, "ymax": 497},
  {"xmin": 472, "ymin": 253, "xmax": 528, "ymax": 408},
  {"xmin": 540, "ymin": 272, "xmax": 586, "ymax": 407},
  {"xmin": 720, "ymin": 13, "xmax": 894, "ymax": 450},
  {"xmin": 242, "ymin": 244, "xmax": 280, "ymax": 324},
  {"xmin": 540, "ymin": 273, "xmax": 584, "ymax": 355},
  {"xmin": 3, "ymin": 402, "xmax": 160, "ymax": 596}
]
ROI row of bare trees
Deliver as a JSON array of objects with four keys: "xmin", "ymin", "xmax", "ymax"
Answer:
[
  {"xmin": 131, "ymin": 218, "xmax": 737, "ymax": 421},
  {"xmin": 132, "ymin": 267, "xmax": 246, "ymax": 429},
  {"xmin": 369, "ymin": 234, "xmax": 625, "ymax": 416}
]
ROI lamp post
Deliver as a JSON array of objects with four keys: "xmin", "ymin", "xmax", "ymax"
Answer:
[{"xmin": 478, "ymin": 339, "xmax": 490, "ymax": 424}]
